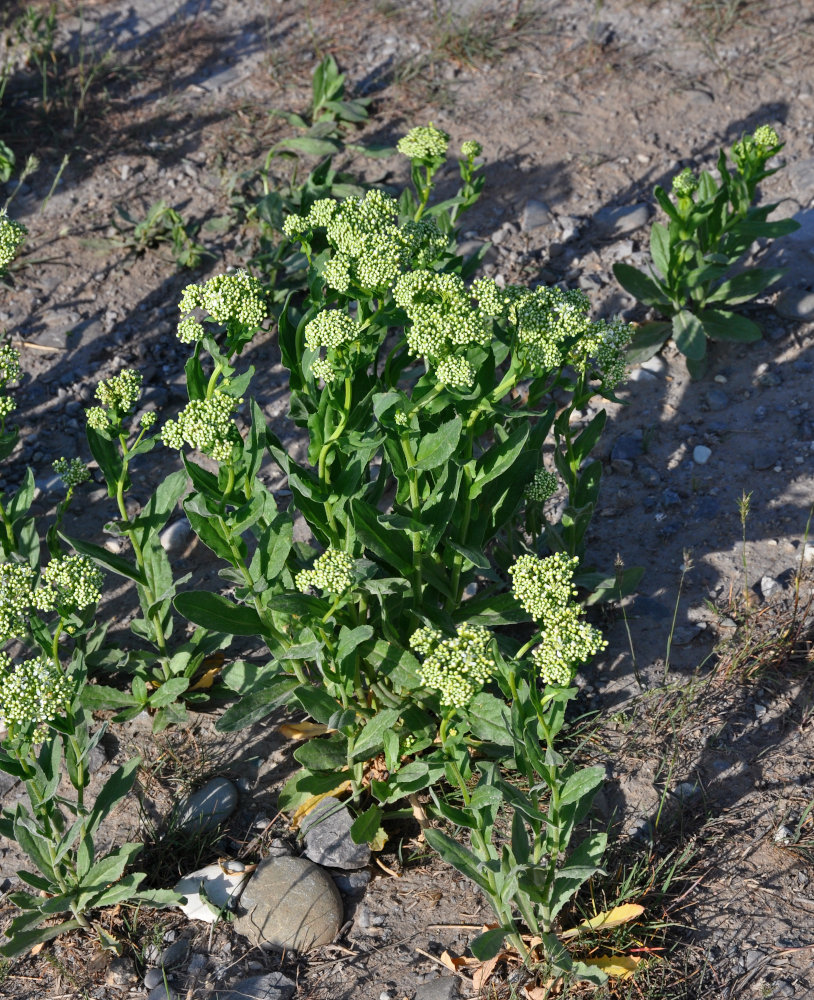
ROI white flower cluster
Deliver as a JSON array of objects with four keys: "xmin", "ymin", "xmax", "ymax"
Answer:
[
  {"xmin": 0, "ymin": 345, "xmax": 21, "ymax": 385},
  {"xmin": 672, "ymin": 167, "xmax": 699, "ymax": 198},
  {"xmin": 304, "ymin": 310, "xmax": 361, "ymax": 384},
  {"xmin": 410, "ymin": 623, "xmax": 495, "ymax": 708},
  {"xmin": 515, "ymin": 286, "xmax": 592, "ymax": 372},
  {"xmin": 53, "ymin": 457, "xmax": 91, "ymax": 490},
  {"xmin": 571, "ymin": 317, "xmax": 632, "ymax": 389},
  {"xmin": 179, "ymin": 271, "xmax": 266, "ymax": 330},
  {"xmin": 295, "ymin": 548, "xmax": 354, "ymax": 595},
  {"xmin": 524, "ymin": 468, "xmax": 558, "ymax": 503},
  {"xmin": 0, "ymin": 653, "xmax": 72, "ymax": 743},
  {"xmin": 177, "ymin": 317, "xmax": 205, "ymax": 344},
  {"xmin": 161, "ymin": 392, "xmax": 240, "ymax": 462},
  {"xmin": 284, "ymin": 190, "xmax": 446, "ymax": 294},
  {"xmin": 509, "ymin": 553, "xmax": 606, "ymax": 686},
  {"xmin": 397, "ymin": 123, "xmax": 450, "ymax": 161},
  {"xmin": 461, "ymin": 140, "xmax": 482, "ymax": 159},
  {"xmin": 733, "ymin": 125, "xmax": 780, "ymax": 167},
  {"xmin": 393, "ymin": 271, "xmax": 490, "ymax": 388},
  {"xmin": 753, "ymin": 124, "xmax": 779, "ymax": 150},
  {"xmin": 0, "ymin": 212, "xmax": 27, "ymax": 272},
  {"xmin": 0, "ymin": 563, "xmax": 39, "ymax": 642},
  {"xmin": 43, "ymin": 555, "xmax": 104, "ymax": 611}
]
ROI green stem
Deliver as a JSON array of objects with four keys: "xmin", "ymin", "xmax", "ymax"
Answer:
[{"xmin": 0, "ymin": 496, "xmax": 15, "ymax": 556}]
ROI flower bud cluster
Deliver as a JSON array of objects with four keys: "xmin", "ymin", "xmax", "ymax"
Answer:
[
  {"xmin": 284, "ymin": 190, "xmax": 445, "ymax": 295},
  {"xmin": 461, "ymin": 140, "xmax": 482, "ymax": 159},
  {"xmin": 524, "ymin": 468, "xmax": 558, "ymax": 503},
  {"xmin": 295, "ymin": 548, "xmax": 354, "ymax": 595},
  {"xmin": 393, "ymin": 271, "xmax": 490, "ymax": 386},
  {"xmin": 0, "ymin": 213, "xmax": 27, "ymax": 272},
  {"xmin": 397, "ymin": 124, "xmax": 450, "ymax": 161},
  {"xmin": 672, "ymin": 167, "xmax": 699, "ymax": 198},
  {"xmin": 509, "ymin": 553, "xmax": 606, "ymax": 685},
  {"xmin": 177, "ymin": 317, "xmax": 205, "ymax": 344},
  {"xmin": 410, "ymin": 623, "xmax": 495, "ymax": 708},
  {"xmin": 0, "ymin": 563, "xmax": 39, "ymax": 642},
  {"xmin": 304, "ymin": 311, "xmax": 359, "ymax": 352},
  {"xmin": 570, "ymin": 316, "xmax": 632, "ymax": 388},
  {"xmin": 94, "ymin": 369, "xmax": 143, "ymax": 413},
  {"xmin": 752, "ymin": 124, "xmax": 779, "ymax": 150},
  {"xmin": 161, "ymin": 392, "xmax": 240, "ymax": 462},
  {"xmin": 515, "ymin": 286, "xmax": 592, "ymax": 372},
  {"xmin": 179, "ymin": 271, "xmax": 266, "ymax": 330},
  {"xmin": 0, "ymin": 653, "xmax": 72, "ymax": 743},
  {"xmin": 53, "ymin": 457, "xmax": 91, "ymax": 490},
  {"xmin": 43, "ymin": 555, "xmax": 104, "ymax": 611},
  {"xmin": 0, "ymin": 396, "xmax": 14, "ymax": 421},
  {"xmin": 0, "ymin": 345, "xmax": 21, "ymax": 385}
]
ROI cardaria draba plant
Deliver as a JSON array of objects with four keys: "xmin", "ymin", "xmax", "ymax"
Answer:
[{"xmin": 614, "ymin": 125, "xmax": 800, "ymax": 377}]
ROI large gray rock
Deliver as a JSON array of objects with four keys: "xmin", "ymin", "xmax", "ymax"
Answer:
[
  {"xmin": 214, "ymin": 972, "xmax": 296, "ymax": 1000},
  {"xmin": 234, "ymin": 855, "xmax": 343, "ymax": 953},
  {"xmin": 175, "ymin": 777, "xmax": 238, "ymax": 833},
  {"xmin": 301, "ymin": 797, "xmax": 371, "ymax": 870}
]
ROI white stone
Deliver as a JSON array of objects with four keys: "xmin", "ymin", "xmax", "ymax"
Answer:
[
  {"xmin": 759, "ymin": 576, "xmax": 781, "ymax": 599},
  {"xmin": 174, "ymin": 863, "xmax": 251, "ymax": 923},
  {"xmin": 693, "ymin": 445, "xmax": 712, "ymax": 464}
]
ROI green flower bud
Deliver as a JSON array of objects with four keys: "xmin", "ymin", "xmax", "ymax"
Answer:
[{"xmin": 397, "ymin": 124, "xmax": 450, "ymax": 161}]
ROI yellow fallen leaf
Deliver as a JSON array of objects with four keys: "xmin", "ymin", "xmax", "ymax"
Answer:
[
  {"xmin": 369, "ymin": 826, "xmax": 389, "ymax": 852},
  {"xmin": 279, "ymin": 721, "xmax": 335, "ymax": 740},
  {"xmin": 289, "ymin": 780, "xmax": 352, "ymax": 828},
  {"xmin": 189, "ymin": 666, "xmax": 220, "ymax": 691},
  {"xmin": 560, "ymin": 903, "xmax": 645, "ymax": 940},
  {"xmin": 580, "ymin": 955, "xmax": 642, "ymax": 980},
  {"xmin": 471, "ymin": 952, "xmax": 509, "ymax": 990}
]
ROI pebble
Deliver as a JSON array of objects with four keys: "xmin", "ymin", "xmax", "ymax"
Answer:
[
  {"xmin": 637, "ymin": 466, "xmax": 661, "ymax": 487},
  {"xmin": 594, "ymin": 203, "xmax": 650, "ymax": 237},
  {"xmin": 234, "ymin": 855, "xmax": 343, "ymax": 953},
  {"xmin": 414, "ymin": 977, "xmax": 460, "ymax": 1000},
  {"xmin": 174, "ymin": 863, "xmax": 251, "ymax": 923},
  {"xmin": 705, "ymin": 387, "xmax": 729, "ymax": 410},
  {"xmin": 754, "ymin": 704, "xmax": 768, "ymax": 719},
  {"xmin": 760, "ymin": 576, "xmax": 781, "ymax": 599},
  {"xmin": 159, "ymin": 518, "xmax": 194, "ymax": 556},
  {"xmin": 610, "ymin": 434, "xmax": 642, "ymax": 474},
  {"xmin": 175, "ymin": 777, "xmax": 238, "ymax": 833},
  {"xmin": 520, "ymin": 198, "xmax": 553, "ymax": 232},
  {"xmin": 330, "ymin": 868, "xmax": 372, "ymax": 896},
  {"xmin": 301, "ymin": 796, "xmax": 371, "ymax": 870},
  {"xmin": 672, "ymin": 781, "xmax": 701, "ymax": 802},
  {"xmin": 160, "ymin": 938, "xmax": 190, "ymax": 968},
  {"xmin": 753, "ymin": 454, "xmax": 774, "ymax": 471},
  {"xmin": 692, "ymin": 445, "xmax": 711, "ymax": 464},
  {"xmin": 804, "ymin": 543, "xmax": 814, "ymax": 563},
  {"xmin": 213, "ymin": 972, "xmax": 296, "ymax": 1000},
  {"xmin": 144, "ymin": 969, "xmax": 164, "ymax": 990},
  {"xmin": 640, "ymin": 355, "xmax": 667, "ymax": 375},
  {"xmin": 147, "ymin": 985, "xmax": 177, "ymax": 1000},
  {"xmin": 774, "ymin": 825, "xmax": 794, "ymax": 845}
]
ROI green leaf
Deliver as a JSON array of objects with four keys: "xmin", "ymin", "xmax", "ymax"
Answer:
[
  {"xmin": 216, "ymin": 675, "xmax": 299, "ymax": 732},
  {"xmin": 148, "ymin": 677, "xmax": 190, "ymax": 707},
  {"xmin": 337, "ymin": 625, "xmax": 374, "ymax": 663},
  {"xmin": 351, "ymin": 499, "xmax": 414, "ymax": 576},
  {"xmin": 470, "ymin": 927, "xmax": 508, "ymax": 961},
  {"xmin": 293, "ymin": 684, "xmax": 344, "ymax": 725},
  {"xmin": 705, "ymin": 267, "xmax": 785, "ymax": 305},
  {"xmin": 277, "ymin": 136, "xmax": 342, "ymax": 157},
  {"xmin": 350, "ymin": 804, "xmax": 382, "ymax": 845},
  {"xmin": 649, "ymin": 221, "xmax": 671, "ymax": 276},
  {"xmin": 560, "ymin": 765, "xmax": 606, "ymax": 807},
  {"xmin": 672, "ymin": 310, "xmax": 707, "ymax": 360},
  {"xmin": 414, "ymin": 415, "xmax": 463, "ymax": 471},
  {"xmin": 424, "ymin": 828, "xmax": 490, "ymax": 892},
  {"xmin": 86, "ymin": 426, "xmax": 124, "ymax": 494},
  {"xmin": 80, "ymin": 684, "xmax": 139, "ymax": 710},
  {"xmin": 0, "ymin": 919, "xmax": 83, "ymax": 959},
  {"xmin": 294, "ymin": 733, "xmax": 348, "ymax": 771},
  {"xmin": 174, "ymin": 592, "xmax": 267, "ymax": 636},
  {"xmin": 366, "ymin": 640, "xmax": 421, "ymax": 691},
  {"xmin": 612, "ymin": 262, "xmax": 671, "ymax": 308},
  {"xmin": 59, "ymin": 533, "xmax": 146, "ymax": 586},
  {"xmin": 86, "ymin": 757, "xmax": 141, "ymax": 841},
  {"xmin": 626, "ymin": 321, "xmax": 671, "ymax": 365},
  {"xmin": 463, "ymin": 691, "xmax": 511, "ymax": 745},
  {"xmin": 697, "ymin": 308, "xmax": 762, "ymax": 342},
  {"xmin": 349, "ymin": 709, "xmax": 401, "ymax": 762}
]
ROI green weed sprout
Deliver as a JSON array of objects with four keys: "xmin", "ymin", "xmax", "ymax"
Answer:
[{"xmin": 614, "ymin": 125, "xmax": 800, "ymax": 377}]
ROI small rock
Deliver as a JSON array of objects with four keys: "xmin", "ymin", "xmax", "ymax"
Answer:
[
  {"xmin": 774, "ymin": 825, "xmax": 794, "ymax": 845},
  {"xmin": 672, "ymin": 781, "xmax": 701, "ymax": 802},
  {"xmin": 671, "ymin": 625, "xmax": 702, "ymax": 645},
  {"xmin": 330, "ymin": 868, "xmax": 372, "ymax": 896},
  {"xmin": 160, "ymin": 938, "xmax": 190, "ymax": 969},
  {"xmin": 760, "ymin": 576, "xmax": 781, "ymax": 599},
  {"xmin": 745, "ymin": 949, "xmax": 764, "ymax": 971},
  {"xmin": 804, "ymin": 543, "xmax": 814, "ymax": 563},
  {"xmin": 301, "ymin": 796, "xmax": 371, "ymax": 870},
  {"xmin": 234, "ymin": 855, "xmax": 343, "ymax": 953},
  {"xmin": 414, "ymin": 976, "xmax": 460, "ymax": 1000},
  {"xmin": 753, "ymin": 454, "xmax": 774, "ymax": 471},
  {"xmin": 594, "ymin": 203, "xmax": 650, "ymax": 237},
  {"xmin": 705, "ymin": 388, "xmax": 729, "ymax": 410},
  {"xmin": 105, "ymin": 955, "xmax": 135, "ymax": 987},
  {"xmin": 144, "ymin": 969, "xmax": 164, "ymax": 990},
  {"xmin": 610, "ymin": 434, "xmax": 642, "ymax": 473},
  {"xmin": 175, "ymin": 777, "xmax": 238, "ymax": 833},
  {"xmin": 160, "ymin": 518, "xmax": 194, "ymax": 556},
  {"xmin": 661, "ymin": 488, "xmax": 680, "ymax": 507},
  {"xmin": 640, "ymin": 355, "xmax": 667, "ymax": 375},
  {"xmin": 174, "ymin": 863, "xmax": 251, "ymax": 923},
  {"xmin": 213, "ymin": 972, "xmax": 296, "ymax": 1000},
  {"xmin": 692, "ymin": 445, "xmax": 711, "ymax": 465},
  {"xmin": 147, "ymin": 985, "xmax": 177, "ymax": 1000},
  {"xmin": 521, "ymin": 198, "xmax": 553, "ymax": 232},
  {"xmin": 637, "ymin": 466, "xmax": 661, "ymax": 487},
  {"xmin": 775, "ymin": 288, "xmax": 814, "ymax": 321},
  {"xmin": 754, "ymin": 703, "xmax": 768, "ymax": 719}
]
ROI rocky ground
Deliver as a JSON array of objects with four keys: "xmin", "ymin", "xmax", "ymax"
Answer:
[{"xmin": 0, "ymin": 1, "xmax": 813, "ymax": 998}]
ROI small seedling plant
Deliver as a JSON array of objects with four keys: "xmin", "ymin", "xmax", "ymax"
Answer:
[{"xmin": 614, "ymin": 126, "xmax": 800, "ymax": 376}]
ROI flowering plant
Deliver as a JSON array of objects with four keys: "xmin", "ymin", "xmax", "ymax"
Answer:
[{"xmin": 614, "ymin": 125, "xmax": 800, "ymax": 376}]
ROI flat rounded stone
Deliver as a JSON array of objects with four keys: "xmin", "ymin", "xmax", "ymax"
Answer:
[
  {"xmin": 176, "ymin": 777, "xmax": 238, "ymax": 833},
  {"xmin": 775, "ymin": 288, "xmax": 814, "ymax": 321},
  {"xmin": 213, "ymin": 972, "xmax": 296, "ymax": 1000},
  {"xmin": 301, "ymin": 797, "xmax": 371, "ymax": 870},
  {"xmin": 234, "ymin": 855, "xmax": 343, "ymax": 953}
]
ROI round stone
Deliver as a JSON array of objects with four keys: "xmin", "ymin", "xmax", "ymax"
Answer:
[
  {"xmin": 234, "ymin": 855, "xmax": 343, "ymax": 953},
  {"xmin": 175, "ymin": 777, "xmax": 238, "ymax": 833}
]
